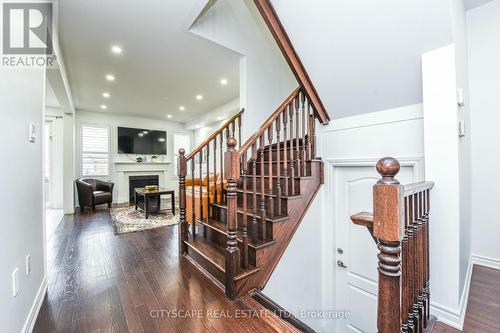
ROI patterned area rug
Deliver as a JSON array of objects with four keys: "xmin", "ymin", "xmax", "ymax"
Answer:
[{"xmin": 111, "ymin": 206, "xmax": 178, "ymax": 235}]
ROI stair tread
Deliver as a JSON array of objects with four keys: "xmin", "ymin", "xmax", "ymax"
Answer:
[
  {"xmin": 185, "ymin": 233, "xmax": 261, "ymax": 278},
  {"xmin": 210, "ymin": 202, "xmax": 289, "ymax": 223},
  {"xmin": 242, "ymin": 174, "xmax": 313, "ymax": 180},
  {"xmin": 197, "ymin": 218, "xmax": 276, "ymax": 249}
]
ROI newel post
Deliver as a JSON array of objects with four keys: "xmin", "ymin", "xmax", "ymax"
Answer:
[
  {"xmin": 178, "ymin": 148, "xmax": 188, "ymax": 255},
  {"xmin": 373, "ymin": 157, "xmax": 404, "ymax": 333},
  {"xmin": 224, "ymin": 138, "xmax": 240, "ymax": 299}
]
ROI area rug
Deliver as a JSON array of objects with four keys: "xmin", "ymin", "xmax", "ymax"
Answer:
[{"xmin": 111, "ymin": 206, "xmax": 178, "ymax": 235}]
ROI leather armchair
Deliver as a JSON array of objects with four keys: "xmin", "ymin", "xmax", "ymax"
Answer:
[{"xmin": 76, "ymin": 178, "xmax": 114, "ymax": 212}]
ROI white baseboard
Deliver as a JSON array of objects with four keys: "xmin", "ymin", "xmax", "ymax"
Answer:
[
  {"xmin": 471, "ymin": 254, "xmax": 500, "ymax": 270},
  {"xmin": 430, "ymin": 256, "xmax": 473, "ymax": 330},
  {"xmin": 22, "ymin": 277, "xmax": 47, "ymax": 333}
]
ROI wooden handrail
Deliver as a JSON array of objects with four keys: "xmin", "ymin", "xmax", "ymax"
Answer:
[
  {"xmin": 187, "ymin": 108, "xmax": 244, "ymax": 161},
  {"xmin": 239, "ymin": 88, "xmax": 300, "ymax": 156},
  {"xmin": 404, "ymin": 181, "xmax": 435, "ymax": 197},
  {"xmin": 253, "ymin": 0, "xmax": 330, "ymax": 124}
]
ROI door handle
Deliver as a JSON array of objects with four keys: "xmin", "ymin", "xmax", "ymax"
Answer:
[{"xmin": 337, "ymin": 260, "xmax": 348, "ymax": 269}]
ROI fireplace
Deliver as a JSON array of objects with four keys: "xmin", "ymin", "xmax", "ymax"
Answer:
[{"xmin": 129, "ymin": 175, "xmax": 159, "ymax": 204}]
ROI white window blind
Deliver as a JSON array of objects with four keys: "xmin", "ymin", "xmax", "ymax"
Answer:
[
  {"xmin": 81, "ymin": 125, "xmax": 110, "ymax": 177},
  {"xmin": 173, "ymin": 133, "xmax": 191, "ymax": 176}
]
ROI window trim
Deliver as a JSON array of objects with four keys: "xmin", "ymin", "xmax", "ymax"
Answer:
[
  {"xmin": 80, "ymin": 123, "xmax": 111, "ymax": 178},
  {"xmin": 173, "ymin": 132, "xmax": 192, "ymax": 176}
]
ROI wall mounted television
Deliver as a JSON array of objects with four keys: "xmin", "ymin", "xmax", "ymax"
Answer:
[{"xmin": 117, "ymin": 127, "xmax": 167, "ymax": 155}]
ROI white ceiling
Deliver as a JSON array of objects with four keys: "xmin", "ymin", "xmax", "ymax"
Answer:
[
  {"xmin": 465, "ymin": 0, "xmax": 495, "ymax": 10},
  {"xmin": 58, "ymin": 0, "xmax": 240, "ymax": 122}
]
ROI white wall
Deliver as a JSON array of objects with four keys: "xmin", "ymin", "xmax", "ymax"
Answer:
[
  {"xmin": 449, "ymin": 0, "xmax": 473, "ymax": 299},
  {"xmin": 190, "ymin": 0, "xmax": 297, "ymax": 144},
  {"xmin": 467, "ymin": 0, "xmax": 500, "ymax": 264},
  {"xmin": 422, "ymin": 45, "xmax": 470, "ymax": 328},
  {"xmin": 63, "ymin": 113, "xmax": 75, "ymax": 214},
  {"xmin": 0, "ymin": 68, "xmax": 46, "ymax": 332},
  {"xmin": 75, "ymin": 110, "xmax": 193, "ymax": 203},
  {"xmin": 263, "ymin": 105, "xmax": 425, "ymax": 332}
]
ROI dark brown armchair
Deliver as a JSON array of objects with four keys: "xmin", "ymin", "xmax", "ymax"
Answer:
[{"xmin": 75, "ymin": 178, "xmax": 114, "ymax": 212}]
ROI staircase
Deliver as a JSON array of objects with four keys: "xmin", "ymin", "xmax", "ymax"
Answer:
[{"xmin": 177, "ymin": 87, "xmax": 324, "ymax": 299}]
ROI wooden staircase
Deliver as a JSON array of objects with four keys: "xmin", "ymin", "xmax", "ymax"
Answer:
[{"xmin": 177, "ymin": 87, "xmax": 324, "ymax": 299}]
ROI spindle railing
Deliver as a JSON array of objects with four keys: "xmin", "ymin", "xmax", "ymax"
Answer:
[
  {"xmin": 351, "ymin": 157, "xmax": 434, "ymax": 333},
  {"xmin": 179, "ymin": 86, "xmax": 319, "ymax": 299},
  {"xmin": 178, "ymin": 108, "xmax": 243, "ymax": 254}
]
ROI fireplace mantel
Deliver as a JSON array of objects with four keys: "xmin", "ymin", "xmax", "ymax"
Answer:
[{"xmin": 114, "ymin": 162, "xmax": 174, "ymax": 203}]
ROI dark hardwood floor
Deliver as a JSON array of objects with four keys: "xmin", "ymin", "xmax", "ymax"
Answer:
[
  {"xmin": 33, "ymin": 207, "xmax": 278, "ymax": 333},
  {"xmin": 33, "ymin": 206, "xmax": 500, "ymax": 332},
  {"xmin": 433, "ymin": 266, "xmax": 500, "ymax": 332}
]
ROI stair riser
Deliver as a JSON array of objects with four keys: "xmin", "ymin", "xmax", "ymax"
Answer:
[
  {"xmin": 211, "ymin": 206, "xmax": 275, "ymax": 240},
  {"xmin": 185, "ymin": 243, "xmax": 225, "ymax": 284},
  {"xmin": 247, "ymin": 161, "xmax": 311, "ymax": 177},
  {"xmin": 262, "ymin": 148, "xmax": 304, "ymax": 162},
  {"xmin": 236, "ymin": 192, "xmax": 288, "ymax": 218},
  {"xmin": 200, "ymin": 224, "xmax": 259, "ymax": 267},
  {"xmin": 240, "ymin": 177, "xmax": 301, "ymax": 196}
]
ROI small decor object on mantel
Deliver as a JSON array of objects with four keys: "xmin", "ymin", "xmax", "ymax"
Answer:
[
  {"xmin": 136, "ymin": 157, "xmax": 143, "ymax": 163},
  {"xmin": 151, "ymin": 155, "xmax": 158, "ymax": 163}
]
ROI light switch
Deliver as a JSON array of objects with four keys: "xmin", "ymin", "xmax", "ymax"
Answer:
[
  {"xmin": 12, "ymin": 268, "xmax": 19, "ymax": 297},
  {"xmin": 457, "ymin": 89, "xmax": 465, "ymax": 107},
  {"xmin": 458, "ymin": 120, "xmax": 465, "ymax": 137},
  {"xmin": 29, "ymin": 123, "xmax": 36, "ymax": 142}
]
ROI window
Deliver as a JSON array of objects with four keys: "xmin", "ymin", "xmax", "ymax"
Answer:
[
  {"xmin": 173, "ymin": 133, "xmax": 191, "ymax": 176},
  {"xmin": 81, "ymin": 125, "xmax": 110, "ymax": 177}
]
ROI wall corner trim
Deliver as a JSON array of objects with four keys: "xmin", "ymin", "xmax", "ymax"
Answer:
[
  {"xmin": 22, "ymin": 276, "xmax": 47, "ymax": 333},
  {"xmin": 430, "ymin": 255, "xmax": 474, "ymax": 330}
]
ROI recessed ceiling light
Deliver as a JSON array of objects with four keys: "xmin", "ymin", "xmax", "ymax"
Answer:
[
  {"xmin": 111, "ymin": 45, "xmax": 123, "ymax": 55},
  {"xmin": 220, "ymin": 78, "xmax": 228, "ymax": 86},
  {"xmin": 196, "ymin": 94, "xmax": 203, "ymax": 101},
  {"xmin": 100, "ymin": 104, "xmax": 107, "ymax": 110},
  {"xmin": 142, "ymin": 130, "xmax": 149, "ymax": 135},
  {"xmin": 138, "ymin": 133, "xmax": 144, "ymax": 137},
  {"xmin": 167, "ymin": 114, "xmax": 172, "ymax": 119},
  {"xmin": 102, "ymin": 92, "xmax": 110, "ymax": 98},
  {"xmin": 179, "ymin": 106, "xmax": 185, "ymax": 111},
  {"xmin": 105, "ymin": 74, "xmax": 115, "ymax": 81}
]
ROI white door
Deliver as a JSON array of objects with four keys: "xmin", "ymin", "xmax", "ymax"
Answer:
[{"xmin": 334, "ymin": 165, "xmax": 416, "ymax": 333}]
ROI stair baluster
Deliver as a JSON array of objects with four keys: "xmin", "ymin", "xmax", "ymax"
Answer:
[
  {"xmin": 191, "ymin": 159, "xmax": 195, "ymax": 237},
  {"xmin": 259, "ymin": 134, "xmax": 266, "ymax": 240},
  {"xmin": 282, "ymin": 109, "xmax": 289, "ymax": 196},
  {"xmin": 206, "ymin": 144, "xmax": 210, "ymax": 225},
  {"xmin": 178, "ymin": 148, "xmax": 188, "ymax": 255},
  {"xmin": 275, "ymin": 114, "xmax": 282, "ymax": 216},
  {"xmin": 251, "ymin": 143, "xmax": 258, "ymax": 242},
  {"xmin": 267, "ymin": 125, "xmax": 274, "ymax": 218},
  {"xmin": 301, "ymin": 92, "xmax": 306, "ymax": 176},
  {"xmin": 213, "ymin": 136, "xmax": 218, "ymax": 204},
  {"xmin": 295, "ymin": 96, "xmax": 301, "ymax": 177},
  {"xmin": 288, "ymin": 104, "xmax": 295, "ymax": 195}
]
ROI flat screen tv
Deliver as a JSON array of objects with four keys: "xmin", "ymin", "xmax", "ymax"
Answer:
[{"xmin": 118, "ymin": 127, "xmax": 167, "ymax": 155}]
